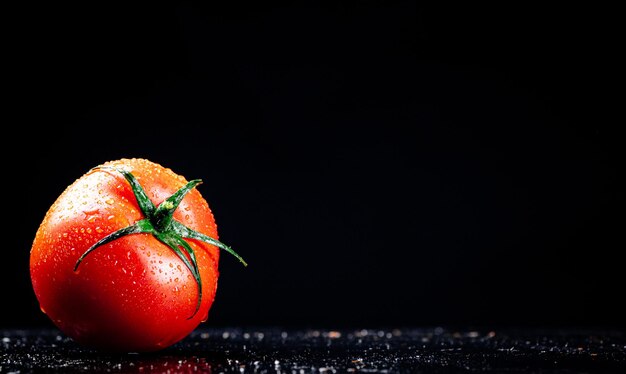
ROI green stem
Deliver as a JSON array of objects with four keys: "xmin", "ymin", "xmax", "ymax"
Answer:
[{"xmin": 74, "ymin": 167, "xmax": 246, "ymax": 319}]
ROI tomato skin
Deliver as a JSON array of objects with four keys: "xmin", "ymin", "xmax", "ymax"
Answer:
[{"xmin": 30, "ymin": 159, "xmax": 220, "ymax": 352}]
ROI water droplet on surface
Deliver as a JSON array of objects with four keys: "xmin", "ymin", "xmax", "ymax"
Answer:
[
  {"xmin": 87, "ymin": 216, "xmax": 97, "ymax": 223},
  {"xmin": 107, "ymin": 215, "xmax": 115, "ymax": 220},
  {"xmin": 127, "ymin": 251, "xmax": 131, "ymax": 260},
  {"xmin": 121, "ymin": 268, "xmax": 127, "ymax": 274},
  {"xmin": 185, "ymin": 214, "xmax": 190, "ymax": 220},
  {"xmin": 95, "ymin": 227, "xmax": 103, "ymax": 233},
  {"xmin": 174, "ymin": 277, "xmax": 179, "ymax": 283},
  {"xmin": 105, "ymin": 198, "xmax": 114, "ymax": 205},
  {"xmin": 62, "ymin": 233, "xmax": 68, "ymax": 238},
  {"xmin": 169, "ymin": 263, "xmax": 173, "ymax": 268},
  {"xmin": 86, "ymin": 227, "xmax": 92, "ymax": 234}
]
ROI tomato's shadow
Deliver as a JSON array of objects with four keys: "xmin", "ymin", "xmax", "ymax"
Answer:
[{"xmin": 60, "ymin": 344, "xmax": 232, "ymax": 373}]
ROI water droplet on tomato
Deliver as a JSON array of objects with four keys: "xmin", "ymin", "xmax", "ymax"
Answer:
[
  {"xmin": 169, "ymin": 263, "xmax": 174, "ymax": 268},
  {"xmin": 107, "ymin": 215, "xmax": 115, "ymax": 220},
  {"xmin": 127, "ymin": 251, "xmax": 131, "ymax": 260},
  {"xmin": 121, "ymin": 268, "xmax": 127, "ymax": 274},
  {"xmin": 174, "ymin": 277, "xmax": 179, "ymax": 283},
  {"xmin": 146, "ymin": 251, "xmax": 151, "ymax": 257},
  {"xmin": 185, "ymin": 214, "xmax": 190, "ymax": 220},
  {"xmin": 87, "ymin": 216, "xmax": 97, "ymax": 223},
  {"xmin": 40, "ymin": 306, "xmax": 47, "ymax": 315},
  {"xmin": 62, "ymin": 232, "xmax": 68, "ymax": 238},
  {"xmin": 95, "ymin": 227, "xmax": 103, "ymax": 233},
  {"xmin": 105, "ymin": 198, "xmax": 114, "ymax": 205},
  {"xmin": 86, "ymin": 227, "xmax": 92, "ymax": 234}
]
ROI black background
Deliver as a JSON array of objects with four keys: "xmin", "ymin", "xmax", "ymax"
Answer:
[{"xmin": 3, "ymin": 3, "xmax": 623, "ymax": 328}]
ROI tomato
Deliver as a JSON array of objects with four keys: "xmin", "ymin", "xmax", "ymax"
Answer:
[{"xmin": 30, "ymin": 158, "xmax": 245, "ymax": 352}]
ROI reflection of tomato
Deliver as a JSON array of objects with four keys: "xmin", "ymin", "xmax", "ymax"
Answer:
[{"xmin": 30, "ymin": 158, "xmax": 245, "ymax": 352}]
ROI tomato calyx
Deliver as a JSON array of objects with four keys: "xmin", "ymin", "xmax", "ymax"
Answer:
[{"xmin": 73, "ymin": 166, "xmax": 247, "ymax": 318}]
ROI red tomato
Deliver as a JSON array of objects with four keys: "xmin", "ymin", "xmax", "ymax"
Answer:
[{"xmin": 30, "ymin": 158, "xmax": 245, "ymax": 352}]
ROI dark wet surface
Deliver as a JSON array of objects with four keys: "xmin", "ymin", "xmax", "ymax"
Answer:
[{"xmin": 1, "ymin": 328, "xmax": 625, "ymax": 373}]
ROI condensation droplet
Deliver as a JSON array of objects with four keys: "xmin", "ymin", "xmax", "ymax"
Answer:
[
  {"xmin": 95, "ymin": 227, "xmax": 103, "ymax": 233},
  {"xmin": 105, "ymin": 198, "xmax": 114, "ymax": 205},
  {"xmin": 62, "ymin": 233, "xmax": 68, "ymax": 238},
  {"xmin": 107, "ymin": 215, "xmax": 115, "ymax": 220},
  {"xmin": 169, "ymin": 263, "xmax": 173, "ymax": 268},
  {"xmin": 86, "ymin": 227, "xmax": 92, "ymax": 234},
  {"xmin": 87, "ymin": 216, "xmax": 97, "ymax": 223},
  {"xmin": 127, "ymin": 251, "xmax": 131, "ymax": 260},
  {"xmin": 185, "ymin": 214, "xmax": 190, "ymax": 220},
  {"xmin": 174, "ymin": 277, "xmax": 179, "ymax": 283}
]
